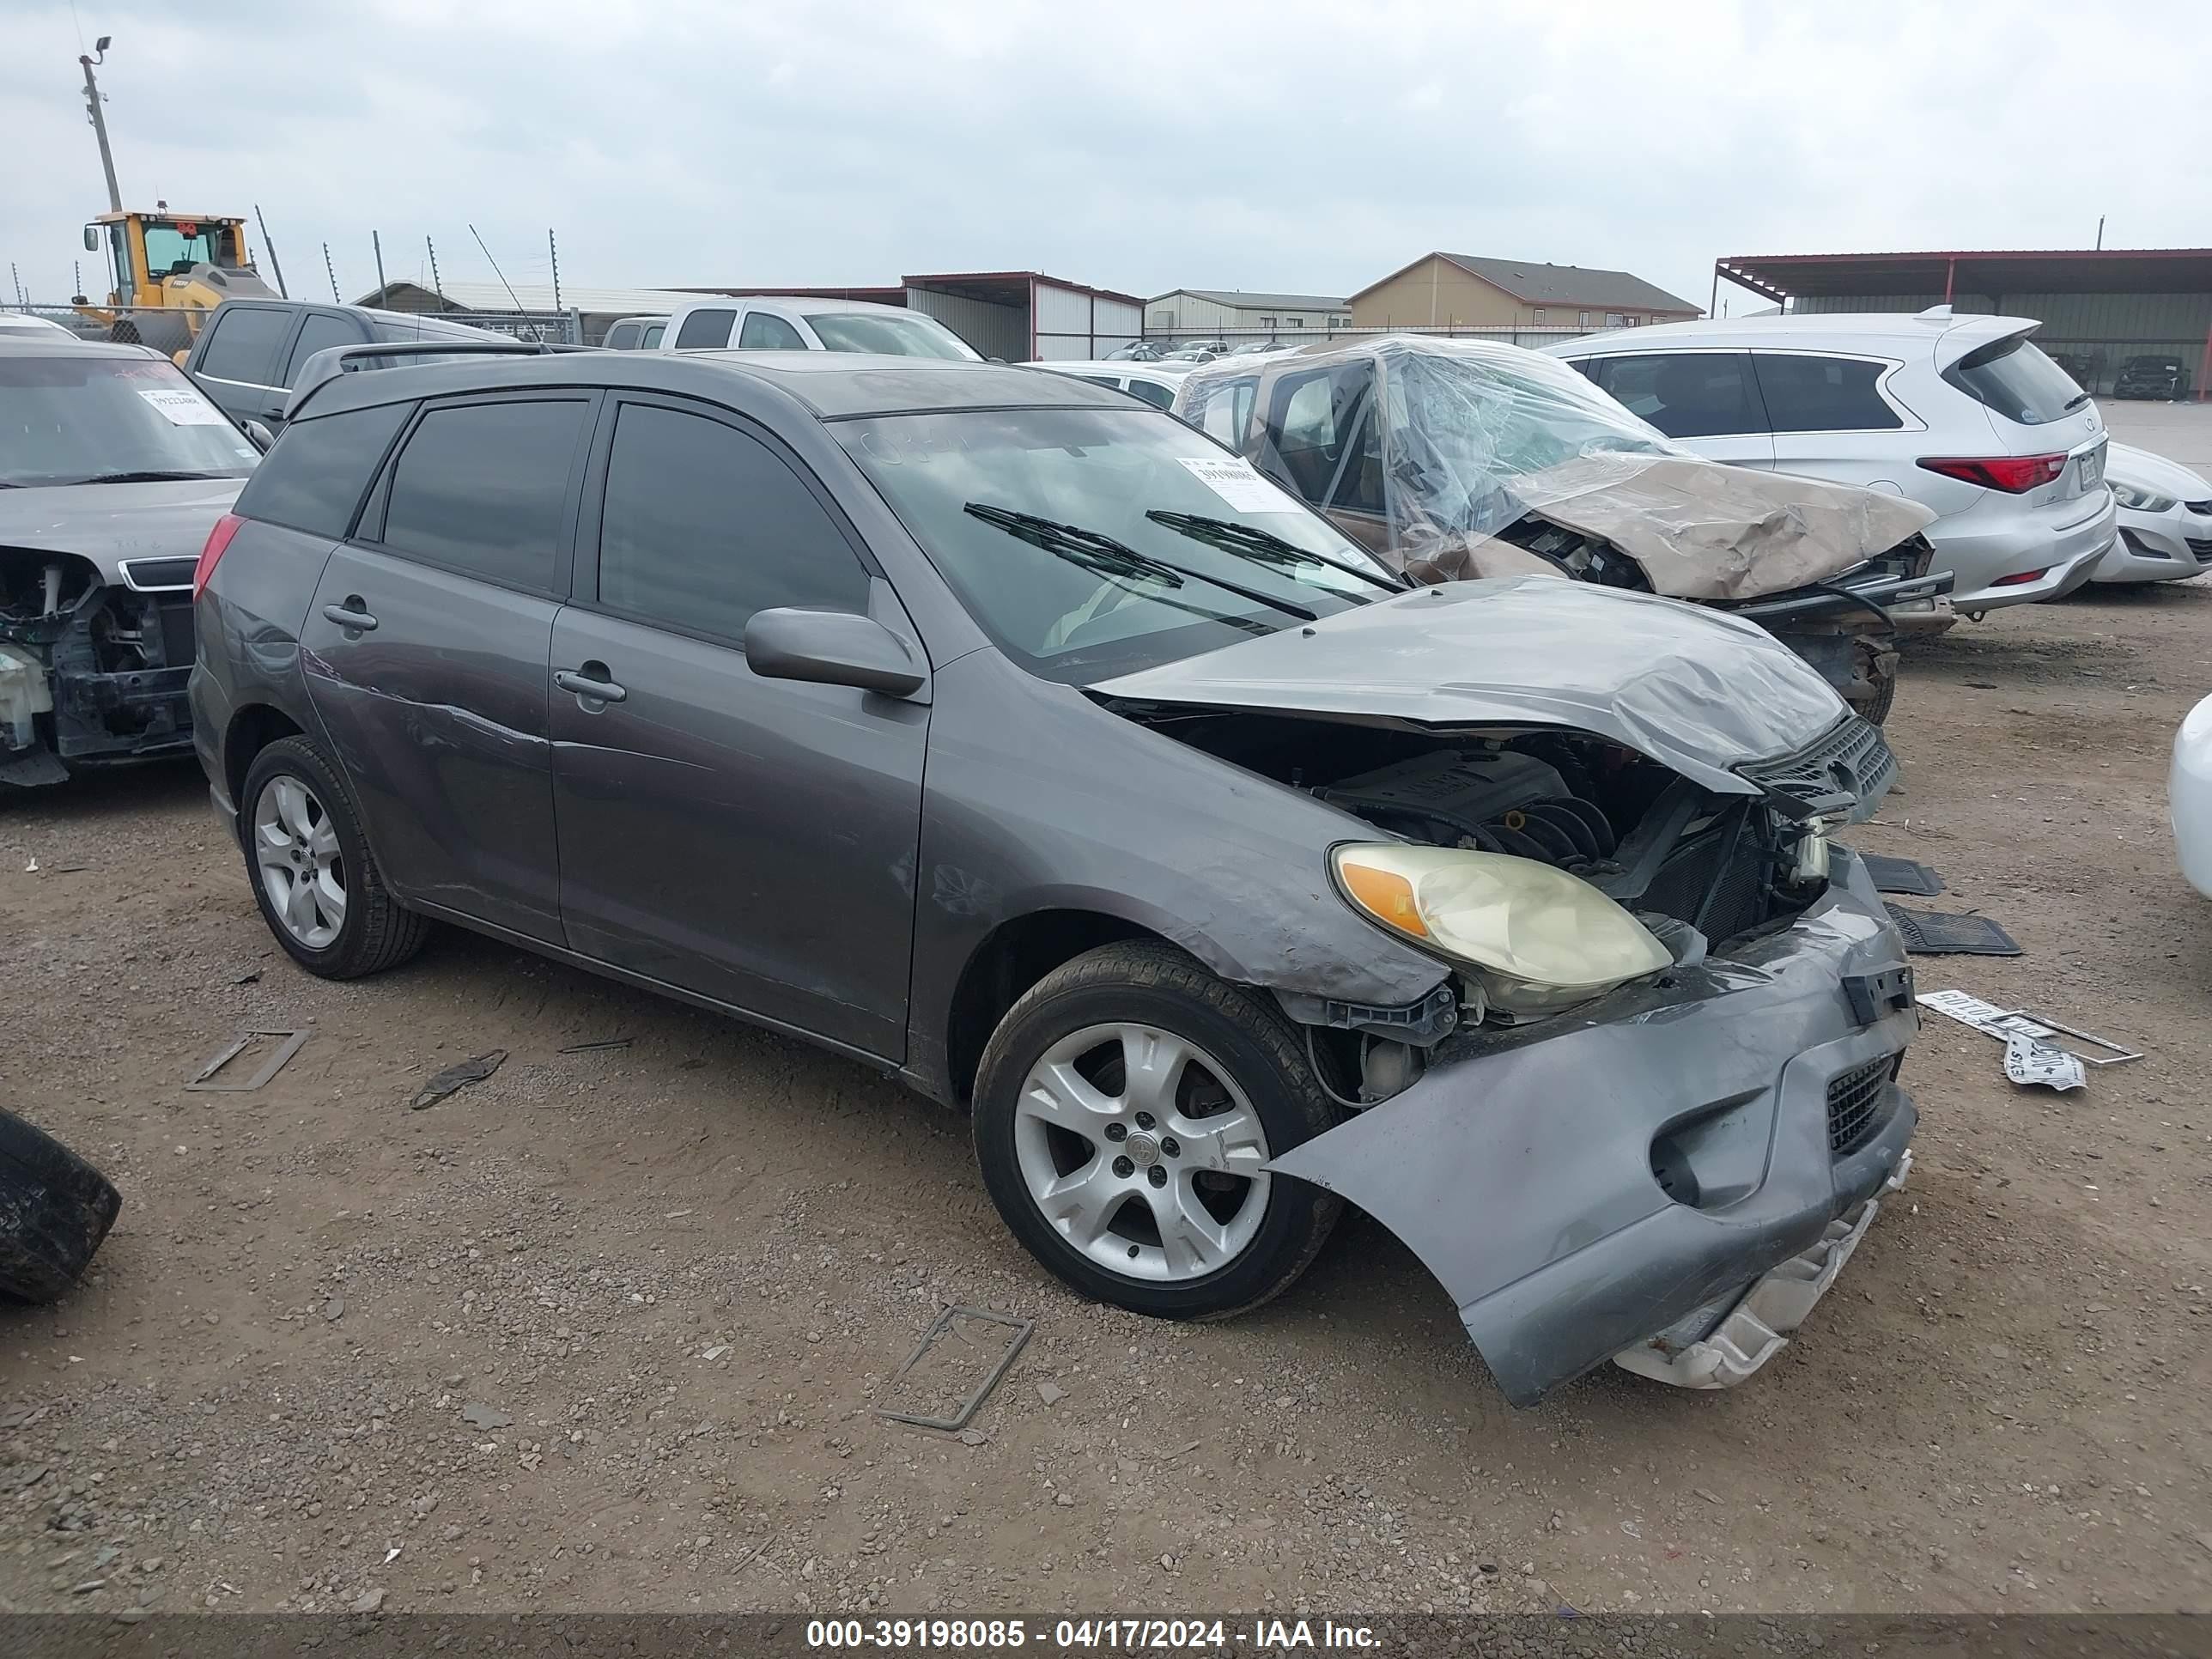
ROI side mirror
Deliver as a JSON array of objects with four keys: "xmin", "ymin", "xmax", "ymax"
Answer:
[
  {"xmin": 83, "ymin": 226, "xmax": 100, "ymax": 252},
  {"xmin": 243, "ymin": 418, "xmax": 275, "ymax": 452},
  {"xmin": 744, "ymin": 607, "xmax": 927, "ymax": 699}
]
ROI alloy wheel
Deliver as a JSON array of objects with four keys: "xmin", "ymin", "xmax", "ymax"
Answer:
[{"xmin": 252, "ymin": 775, "xmax": 347, "ymax": 950}]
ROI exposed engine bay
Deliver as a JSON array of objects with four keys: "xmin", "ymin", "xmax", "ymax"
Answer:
[
  {"xmin": 0, "ymin": 548, "xmax": 197, "ymax": 786},
  {"xmin": 1125, "ymin": 705, "xmax": 1887, "ymax": 1098}
]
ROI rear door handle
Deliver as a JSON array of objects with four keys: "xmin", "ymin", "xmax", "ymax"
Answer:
[
  {"xmin": 321, "ymin": 601, "xmax": 377, "ymax": 632},
  {"xmin": 555, "ymin": 666, "xmax": 628, "ymax": 705}
]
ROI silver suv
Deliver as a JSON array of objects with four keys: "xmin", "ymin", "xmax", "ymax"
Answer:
[{"xmin": 1552, "ymin": 310, "xmax": 2117, "ymax": 614}]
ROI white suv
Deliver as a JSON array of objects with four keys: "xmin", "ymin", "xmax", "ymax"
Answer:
[
  {"xmin": 1551, "ymin": 311, "xmax": 2116, "ymax": 614},
  {"xmin": 657, "ymin": 295, "xmax": 979, "ymax": 360}
]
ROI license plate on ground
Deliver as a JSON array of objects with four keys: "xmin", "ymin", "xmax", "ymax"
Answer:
[{"xmin": 2077, "ymin": 445, "xmax": 2106, "ymax": 494}]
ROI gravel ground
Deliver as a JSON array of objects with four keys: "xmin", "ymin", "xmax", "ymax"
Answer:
[{"xmin": 5, "ymin": 562, "xmax": 2212, "ymax": 1620}]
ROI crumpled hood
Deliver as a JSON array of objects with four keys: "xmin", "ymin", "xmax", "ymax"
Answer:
[
  {"xmin": 0, "ymin": 479, "xmax": 246, "ymax": 583},
  {"xmin": 1462, "ymin": 453, "xmax": 1938, "ymax": 601},
  {"xmin": 1093, "ymin": 576, "xmax": 1852, "ymax": 795}
]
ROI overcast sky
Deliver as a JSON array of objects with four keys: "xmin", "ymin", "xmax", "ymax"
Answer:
[{"xmin": 5, "ymin": 0, "xmax": 2205, "ymax": 314}]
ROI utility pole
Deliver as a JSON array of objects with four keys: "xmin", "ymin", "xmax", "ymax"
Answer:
[
  {"xmin": 372, "ymin": 229, "xmax": 387, "ymax": 303},
  {"xmin": 79, "ymin": 37, "xmax": 124, "ymax": 214},
  {"xmin": 255, "ymin": 204, "xmax": 289, "ymax": 298},
  {"xmin": 322, "ymin": 242, "xmax": 340, "ymax": 304}
]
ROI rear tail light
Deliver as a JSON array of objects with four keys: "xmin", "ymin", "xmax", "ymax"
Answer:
[
  {"xmin": 192, "ymin": 512, "xmax": 245, "ymax": 599},
  {"xmin": 1990, "ymin": 568, "xmax": 2049, "ymax": 587},
  {"xmin": 1916, "ymin": 453, "xmax": 2068, "ymax": 493}
]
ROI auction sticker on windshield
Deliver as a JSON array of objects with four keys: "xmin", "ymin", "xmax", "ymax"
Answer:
[
  {"xmin": 1176, "ymin": 455, "xmax": 1300, "ymax": 514},
  {"xmin": 137, "ymin": 386, "xmax": 230, "ymax": 426}
]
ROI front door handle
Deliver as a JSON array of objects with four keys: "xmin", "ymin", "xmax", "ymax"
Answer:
[
  {"xmin": 321, "ymin": 600, "xmax": 377, "ymax": 633},
  {"xmin": 555, "ymin": 666, "xmax": 628, "ymax": 705}
]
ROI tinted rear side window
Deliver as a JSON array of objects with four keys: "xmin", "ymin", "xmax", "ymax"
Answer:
[
  {"xmin": 673, "ymin": 308, "xmax": 736, "ymax": 349},
  {"xmin": 738, "ymin": 312, "xmax": 807, "ymax": 349},
  {"xmin": 1750, "ymin": 354, "xmax": 1902, "ymax": 432},
  {"xmin": 380, "ymin": 399, "xmax": 588, "ymax": 590},
  {"xmin": 283, "ymin": 313, "xmax": 365, "ymax": 386},
  {"xmin": 1126, "ymin": 379, "xmax": 1176, "ymax": 409},
  {"xmin": 595, "ymin": 402, "xmax": 869, "ymax": 641},
  {"xmin": 197, "ymin": 306, "xmax": 292, "ymax": 384},
  {"xmin": 1590, "ymin": 352, "xmax": 1763, "ymax": 438},
  {"xmin": 234, "ymin": 401, "xmax": 412, "ymax": 538},
  {"xmin": 1942, "ymin": 335, "xmax": 2084, "ymax": 426}
]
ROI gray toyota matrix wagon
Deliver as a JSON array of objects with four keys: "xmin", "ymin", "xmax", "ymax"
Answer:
[{"xmin": 189, "ymin": 347, "xmax": 1919, "ymax": 1406}]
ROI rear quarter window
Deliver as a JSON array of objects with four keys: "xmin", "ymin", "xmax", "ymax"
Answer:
[
  {"xmin": 1750, "ymin": 354, "xmax": 1902, "ymax": 432},
  {"xmin": 1942, "ymin": 335, "xmax": 2084, "ymax": 426},
  {"xmin": 233, "ymin": 400, "xmax": 413, "ymax": 538}
]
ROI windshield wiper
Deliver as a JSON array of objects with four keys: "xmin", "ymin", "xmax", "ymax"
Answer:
[
  {"xmin": 2063, "ymin": 391, "xmax": 2094, "ymax": 411},
  {"xmin": 963, "ymin": 503, "xmax": 1318, "ymax": 622},
  {"xmin": 64, "ymin": 470, "xmax": 228, "ymax": 486},
  {"xmin": 1145, "ymin": 509, "xmax": 1403, "ymax": 594}
]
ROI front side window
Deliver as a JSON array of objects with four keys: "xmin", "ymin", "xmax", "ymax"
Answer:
[
  {"xmin": 236, "ymin": 401, "xmax": 410, "ymax": 537},
  {"xmin": 673, "ymin": 308, "xmax": 736, "ymax": 349},
  {"xmin": 283, "ymin": 313, "xmax": 365, "ymax": 386},
  {"xmin": 1590, "ymin": 352, "xmax": 1763, "ymax": 438},
  {"xmin": 738, "ymin": 312, "xmax": 808, "ymax": 350},
  {"xmin": 380, "ymin": 398, "xmax": 588, "ymax": 590},
  {"xmin": 1267, "ymin": 362, "xmax": 1376, "ymax": 504},
  {"xmin": 0, "ymin": 351, "xmax": 260, "ymax": 487},
  {"xmin": 805, "ymin": 312, "xmax": 975, "ymax": 360},
  {"xmin": 596, "ymin": 403, "xmax": 869, "ymax": 640},
  {"xmin": 836, "ymin": 405, "xmax": 1393, "ymax": 684},
  {"xmin": 1750, "ymin": 354, "xmax": 1903, "ymax": 432},
  {"xmin": 1943, "ymin": 334, "xmax": 2086, "ymax": 426},
  {"xmin": 196, "ymin": 306, "xmax": 291, "ymax": 384}
]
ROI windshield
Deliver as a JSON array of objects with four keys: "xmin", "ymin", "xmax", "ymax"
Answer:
[
  {"xmin": 807, "ymin": 313, "xmax": 977, "ymax": 360},
  {"xmin": 1943, "ymin": 334, "xmax": 2085, "ymax": 426},
  {"xmin": 1182, "ymin": 337, "xmax": 1681, "ymax": 556},
  {"xmin": 0, "ymin": 352, "xmax": 258, "ymax": 486},
  {"xmin": 836, "ymin": 406, "xmax": 1395, "ymax": 683}
]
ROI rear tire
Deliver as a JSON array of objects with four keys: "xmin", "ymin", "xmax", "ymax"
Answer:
[
  {"xmin": 239, "ymin": 736, "xmax": 430, "ymax": 980},
  {"xmin": 972, "ymin": 941, "xmax": 1341, "ymax": 1321},
  {"xmin": 0, "ymin": 1109, "xmax": 122, "ymax": 1304}
]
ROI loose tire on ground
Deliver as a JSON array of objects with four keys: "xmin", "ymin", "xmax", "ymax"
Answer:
[
  {"xmin": 0, "ymin": 1108, "xmax": 123, "ymax": 1303},
  {"xmin": 972, "ymin": 940, "xmax": 1342, "ymax": 1321},
  {"xmin": 239, "ymin": 736, "xmax": 431, "ymax": 980}
]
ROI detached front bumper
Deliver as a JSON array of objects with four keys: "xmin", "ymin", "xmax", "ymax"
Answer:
[{"xmin": 1266, "ymin": 848, "xmax": 1917, "ymax": 1407}]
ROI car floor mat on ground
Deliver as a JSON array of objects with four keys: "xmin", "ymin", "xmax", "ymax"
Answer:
[
  {"xmin": 1884, "ymin": 904, "xmax": 2022, "ymax": 957},
  {"xmin": 1859, "ymin": 853, "xmax": 1946, "ymax": 896}
]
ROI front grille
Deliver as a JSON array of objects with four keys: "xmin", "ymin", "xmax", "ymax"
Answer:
[
  {"xmin": 1826, "ymin": 1057, "xmax": 1894, "ymax": 1157},
  {"xmin": 2188, "ymin": 536, "xmax": 2212, "ymax": 565},
  {"xmin": 1738, "ymin": 715, "xmax": 1897, "ymax": 809},
  {"xmin": 2185, "ymin": 500, "xmax": 2212, "ymax": 516},
  {"xmin": 119, "ymin": 555, "xmax": 198, "ymax": 592}
]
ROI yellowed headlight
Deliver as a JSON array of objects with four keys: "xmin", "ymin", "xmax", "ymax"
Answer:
[{"xmin": 1332, "ymin": 843, "xmax": 1671, "ymax": 1005}]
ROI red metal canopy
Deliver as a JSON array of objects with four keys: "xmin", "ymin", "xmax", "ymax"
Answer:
[{"xmin": 1716, "ymin": 248, "xmax": 2212, "ymax": 303}]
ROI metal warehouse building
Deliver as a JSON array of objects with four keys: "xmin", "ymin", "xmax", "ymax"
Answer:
[{"xmin": 1713, "ymin": 249, "xmax": 2212, "ymax": 400}]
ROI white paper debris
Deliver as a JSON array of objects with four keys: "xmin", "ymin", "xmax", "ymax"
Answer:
[
  {"xmin": 2002, "ymin": 1033, "xmax": 2085, "ymax": 1092},
  {"xmin": 136, "ymin": 386, "xmax": 230, "ymax": 426},
  {"xmin": 1175, "ymin": 455, "xmax": 1301, "ymax": 514}
]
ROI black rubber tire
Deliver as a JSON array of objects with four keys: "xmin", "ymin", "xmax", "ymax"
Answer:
[
  {"xmin": 0, "ymin": 1109, "xmax": 123, "ymax": 1304},
  {"xmin": 972, "ymin": 941, "xmax": 1342, "ymax": 1321},
  {"xmin": 1863, "ymin": 659, "xmax": 1898, "ymax": 726},
  {"xmin": 239, "ymin": 735, "xmax": 431, "ymax": 980}
]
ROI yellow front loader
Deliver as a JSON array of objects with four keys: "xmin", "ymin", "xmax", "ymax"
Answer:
[{"xmin": 72, "ymin": 208, "xmax": 279, "ymax": 358}]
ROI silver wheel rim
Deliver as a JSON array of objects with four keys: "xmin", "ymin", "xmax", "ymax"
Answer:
[
  {"xmin": 252, "ymin": 775, "xmax": 346, "ymax": 950},
  {"xmin": 1013, "ymin": 1022, "xmax": 1272, "ymax": 1283}
]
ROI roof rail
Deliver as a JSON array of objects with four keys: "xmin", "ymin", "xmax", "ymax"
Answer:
[{"xmin": 288, "ymin": 338, "xmax": 592, "ymax": 417}]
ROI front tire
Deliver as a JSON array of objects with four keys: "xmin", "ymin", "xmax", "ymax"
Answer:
[
  {"xmin": 239, "ymin": 737, "xmax": 430, "ymax": 979},
  {"xmin": 972, "ymin": 941, "xmax": 1341, "ymax": 1320}
]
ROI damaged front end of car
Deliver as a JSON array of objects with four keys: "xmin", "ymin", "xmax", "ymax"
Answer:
[
  {"xmin": 1, "ymin": 544, "xmax": 198, "ymax": 787},
  {"xmin": 1096, "ymin": 577, "xmax": 1918, "ymax": 1406}
]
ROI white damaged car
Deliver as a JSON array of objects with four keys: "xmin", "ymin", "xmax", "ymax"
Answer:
[{"xmin": 2093, "ymin": 443, "xmax": 2212, "ymax": 584}]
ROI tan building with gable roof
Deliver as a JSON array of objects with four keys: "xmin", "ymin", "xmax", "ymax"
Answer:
[{"xmin": 1347, "ymin": 252, "xmax": 1701, "ymax": 331}]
